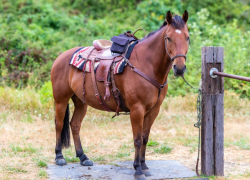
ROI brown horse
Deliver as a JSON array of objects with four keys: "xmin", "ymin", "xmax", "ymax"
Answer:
[{"xmin": 51, "ymin": 11, "xmax": 189, "ymax": 179}]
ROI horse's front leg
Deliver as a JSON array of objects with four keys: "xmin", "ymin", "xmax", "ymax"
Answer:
[
  {"xmin": 130, "ymin": 106, "xmax": 146, "ymax": 179},
  {"xmin": 140, "ymin": 107, "xmax": 160, "ymax": 177}
]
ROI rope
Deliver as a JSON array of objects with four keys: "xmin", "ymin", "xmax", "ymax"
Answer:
[{"xmin": 181, "ymin": 75, "xmax": 202, "ymax": 177}]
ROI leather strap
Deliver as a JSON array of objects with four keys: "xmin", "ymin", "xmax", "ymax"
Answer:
[
  {"xmin": 132, "ymin": 28, "xmax": 147, "ymax": 38},
  {"xmin": 125, "ymin": 59, "xmax": 168, "ymax": 114},
  {"xmin": 125, "ymin": 59, "xmax": 167, "ymax": 89},
  {"xmin": 82, "ymin": 71, "xmax": 86, "ymax": 103},
  {"xmin": 55, "ymin": 153, "xmax": 63, "ymax": 160},
  {"xmin": 90, "ymin": 58, "xmax": 113, "ymax": 112},
  {"xmin": 82, "ymin": 47, "xmax": 95, "ymax": 103},
  {"xmin": 110, "ymin": 65, "xmax": 130, "ymax": 116},
  {"xmin": 79, "ymin": 153, "xmax": 88, "ymax": 161}
]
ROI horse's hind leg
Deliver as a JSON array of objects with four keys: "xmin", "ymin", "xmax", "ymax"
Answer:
[
  {"xmin": 54, "ymin": 101, "xmax": 71, "ymax": 166},
  {"xmin": 70, "ymin": 95, "xmax": 93, "ymax": 166}
]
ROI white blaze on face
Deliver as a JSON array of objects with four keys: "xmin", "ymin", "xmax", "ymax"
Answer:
[{"xmin": 175, "ymin": 29, "xmax": 181, "ymax": 34}]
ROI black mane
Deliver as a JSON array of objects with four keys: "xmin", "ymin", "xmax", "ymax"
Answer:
[{"xmin": 142, "ymin": 15, "xmax": 185, "ymax": 40}]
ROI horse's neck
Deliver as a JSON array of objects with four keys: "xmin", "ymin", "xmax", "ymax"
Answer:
[{"xmin": 134, "ymin": 27, "xmax": 172, "ymax": 84}]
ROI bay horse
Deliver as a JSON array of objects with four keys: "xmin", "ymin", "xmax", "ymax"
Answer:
[{"xmin": 51, "ymin": 11, "xmax": 189, "ymax": 179}]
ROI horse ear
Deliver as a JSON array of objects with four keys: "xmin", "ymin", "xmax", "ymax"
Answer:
[
  {"xmin": 166, "ymin": 11, "xmax": 172, "ymax": 24},
  {"xmin": 182, "ymin": 10, "xmax": 188, "ymax": 23}
]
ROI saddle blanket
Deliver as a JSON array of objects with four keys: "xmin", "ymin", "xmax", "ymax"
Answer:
[{"xmin": 69, "ymin": 47, "xmax": 127, "ymax": 74}]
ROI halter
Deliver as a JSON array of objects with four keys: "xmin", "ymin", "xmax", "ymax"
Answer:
[{"xmin": 164, "ymin": 36, "xmax": 187, "ymax": 61}]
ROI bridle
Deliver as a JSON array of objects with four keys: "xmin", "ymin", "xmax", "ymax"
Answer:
[{"xmin": 164, "ymin": 36, "xmax": 188, "ymax": 61}]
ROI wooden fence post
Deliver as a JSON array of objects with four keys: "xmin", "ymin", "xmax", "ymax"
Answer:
[{"xmin": 201, "ymin": 46, "xmax": 224, "ymax": 176}]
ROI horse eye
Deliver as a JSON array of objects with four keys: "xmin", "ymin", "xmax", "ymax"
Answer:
[{"xmin": 167, "ymin": 37, "xmax": 171, "ymax": 42}]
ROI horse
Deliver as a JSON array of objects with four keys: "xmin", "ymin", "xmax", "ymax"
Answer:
[{"xmin": 51, "ymin": 10, "xmax": 189, "ymax": 179}]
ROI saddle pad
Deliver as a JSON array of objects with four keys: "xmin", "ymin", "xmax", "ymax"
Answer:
[{"xmin": 69, "ymin": 47, "xmax": 127, "ymax": 74}]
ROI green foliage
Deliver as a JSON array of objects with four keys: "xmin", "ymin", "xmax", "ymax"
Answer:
[
  {"xmin": 1, "ymin": 0, "xmax": 250, "ymax": 98},
  {"xmin": 38, "ymin": 81, "xmax": 53, "ymax": 104}
]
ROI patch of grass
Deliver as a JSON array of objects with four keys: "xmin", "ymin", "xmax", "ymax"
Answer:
[
  {"xmin": 10, "ymin": 144, "xmax": 23, "ymax": 153},
  {"xmin": 120, "ymin": 143, "xmax": 131, "ymax": 150},
  {"xmin": 243, "ymin": 171, "xmax": 250, "ymax": 178},
  {"xmin": 233, "ymin": 137, "xmax": 250, "ymax": 150},
  {"xmin": 91, "ymin": 155, "xmax": 105, "ymax": 162},
  {"xmin": 64, "ymin": 156, "xmax": 80, "ymax": 163},
  {"xmin": 23, "ymin": 144, "xmax": 37, "ymax": 153},
  {"xmin": 10, "ymin": 144, "xmax": 37, "ymax": 154},
  {"xmin": 154, "ymin": 145, "xmax": 172, "ymax": 154},
  {"xmin": 187, "ymin": 175, "xmax": 216, "ymax": 179},
  {"xmin": 63, "ymin": 147, "xmax": 81, "ymax": 162},
  {"xmin": 147, "ymin": 140, "xmax": 159, "ymax": 147},
  {"xmin": 109, "ymin": 163, "xmax": 121, "ymax": 167},
  {"xmin": 37, "ymin": 160, "xmax": 47, "ymax": 167},
  {"xmin": 5, "ymin": 165, "xmax": 27, "ymax": 174},
  {"xmin": 116, "ymin": 152, "xmax": 130, "ymax": 158},
  {"xmin": 21, "ymin": 111, "xmax": 34, "ymax": 123},
  {"xmin": 38, "ymin": 169, "xmax": 48, "ymax": 178},
  {"xmin": 32, "ymin": 157, "xmax": 48, "ymax": 167}
]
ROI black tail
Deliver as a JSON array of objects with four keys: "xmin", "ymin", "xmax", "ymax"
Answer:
[{"xmin": 61, "ymin": 104, "xmax": 70, "ymax": 148}]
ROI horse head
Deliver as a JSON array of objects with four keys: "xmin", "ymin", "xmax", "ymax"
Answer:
[{"xmin": 164, "ymin": 10, "xmax": 189, "ymax": 77}]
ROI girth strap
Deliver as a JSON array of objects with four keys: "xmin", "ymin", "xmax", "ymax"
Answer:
[{"xmin": 110, "ymin": 64, "xmax": 130, "ymax": 117}]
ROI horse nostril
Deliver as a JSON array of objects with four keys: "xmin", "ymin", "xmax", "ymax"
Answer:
[
  {"xmin": 183, "ymin": 65, "xmax": 186, "ymax": 72},
  {"xmin": 173, "ymin": 65, "xmax": 177, "ymax": 71}
]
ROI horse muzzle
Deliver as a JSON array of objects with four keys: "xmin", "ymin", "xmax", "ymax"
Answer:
[{"xmin": 173, "ymin": 64, "xmax": 186, "ymax": 76}]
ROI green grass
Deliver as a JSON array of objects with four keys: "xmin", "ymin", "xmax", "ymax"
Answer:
[
  {"xmin": 116, "ymin": 152, "xmax": 130, "ymax": 158},
  {"xmin": 32, "ymin": 157, "xmax": 48, "ymax": 167},
  {"xmin": 233, "ymin": 137, "xmax": 250, "ymax": 150},
  {"xmin": 5, "ymin": 165, "xmax": 27, "ymax": 174},
  {"xmin": 21, "ymin": 111, "xmax": 34, "ymax": 123},
  {"xmin": 36, "ymin": 160, "xmax": 47, "ymax": 167},
  {"xmin": 10, "ymin": 144, "xmax": 37, "ymax": 154},
  {"xmin": 147, "ymin": 140, "xmax": 159, "ymax": 147},
  {"xmin": 64, "ymin": 156, "xmax": 80, "ymax": 163},
  {"xmin": 91, "ymin": 155, "xmax": 105, "ymax": 162},
  {"xmin": 10, "ymin": 144, "xmax": 23, "ymax": 153},
  {"xmin": 154, "ymin": 145, "xmax": 173, "ymax": 154},
  {"xmin": 38, "ymin": 169, "xmax": 48, "ymax": 178}
]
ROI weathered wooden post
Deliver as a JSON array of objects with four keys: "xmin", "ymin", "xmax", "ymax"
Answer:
[{"xmin": 201, "ymin": 46, "xmax": 224, "ymax": 176}]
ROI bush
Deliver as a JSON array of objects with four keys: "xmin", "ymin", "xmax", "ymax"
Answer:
[{"xmin": 1, "ymin": 0, "xmax": 250, "ymax": 98}]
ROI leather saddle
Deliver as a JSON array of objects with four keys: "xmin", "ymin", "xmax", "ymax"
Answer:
[{"xmin": 81, "ymin": 39, "xmax": 124, "ymax": 105}]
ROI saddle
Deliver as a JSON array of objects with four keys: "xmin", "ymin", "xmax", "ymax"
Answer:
[
  {"xmin": 81, "ymin": 39, "xmax": 129, "ymax": 115},
  {"xmin": 81, "ymin": 30, "xmax": 145, "ymax": 116}
]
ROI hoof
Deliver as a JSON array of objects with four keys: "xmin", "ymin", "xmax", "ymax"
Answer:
[
  {"xmin": 142, "ymin": 169, "xmax": 151, "ymax": 177},
  {"xmin": 134, "ymin": 174, "xmax": 146, "ymax": 180},
  {"xmin": 55, "ymin": 158, "xmax": 67, "ymax": 166},
  {"xmin": 81, "ymin": 159, "xmax": 93, "ymax": 166}
]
